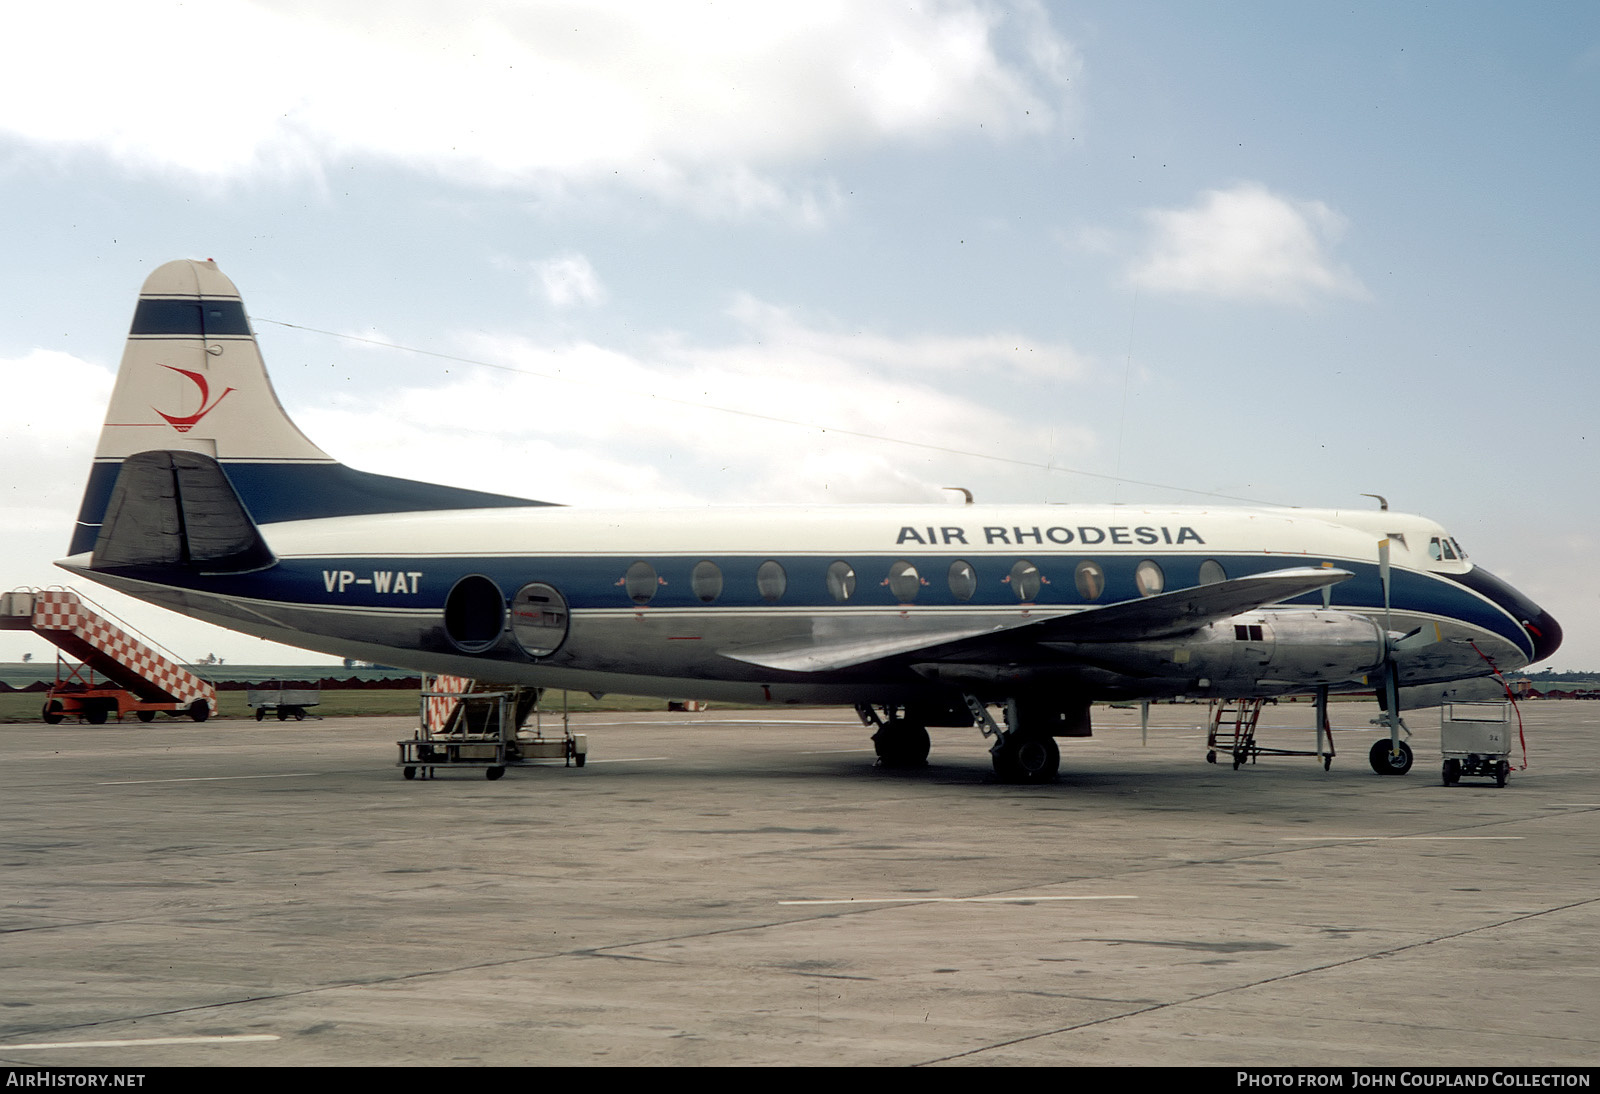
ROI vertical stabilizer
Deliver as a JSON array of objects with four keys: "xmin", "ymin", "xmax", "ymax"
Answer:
[{"xmin": 70, "ymin": 259, "xmax": 543, "ymax": 556}]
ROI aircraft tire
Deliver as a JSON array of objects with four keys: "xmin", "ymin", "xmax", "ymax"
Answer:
[
  {"xmin": 42, "ymin": 700, "xmax": 64, "ymax": 725},
  {"xmin": 1368, "ymin": 738, "xmax": 1413, "ymax": 776},
  {"xmin": 992, "ymin": 734, "xmax": 1059, "ymax": 784},
  {"xmin": 872, "ymin": 718, "xmax": 930, "ymax": 768}
]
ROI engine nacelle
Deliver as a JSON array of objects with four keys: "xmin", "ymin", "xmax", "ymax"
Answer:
[{"xmin": 1044, "ymin": 609, "xmax": 1387, "ymax": 693}]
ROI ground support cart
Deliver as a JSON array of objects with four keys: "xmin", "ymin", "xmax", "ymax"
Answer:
[
  {"xmin": 1205, "ymin": 692, "xmax": 1336, "ymax": 770},
  {"xmin": 1440, "ymin": 701, "xmax": 1513, "ymax": 787},
  {"xmin": 398, "ymin": 679, "xmax": 587, "ymax": 780},
  {"xmin": 248, "ymin": 684, "xmax": 321, "ymax": 721}
]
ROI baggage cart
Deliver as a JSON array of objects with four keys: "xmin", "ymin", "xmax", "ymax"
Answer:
[{"xmin": 1440, "ymin": 701, "xmax": 1513, "ymax": 787}]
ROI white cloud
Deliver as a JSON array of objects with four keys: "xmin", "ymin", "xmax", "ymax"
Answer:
[
  {"xmin": 1127, "ymin": 183, "xmax": 1368, "ymax": 304},
  {"xmin": 0, "ymin": 1, "xmax": 1079, "ymax": 220},
  {"xmin": 536, "ymin": 253, "xmax": 607, "ymax": 309},
  {"xmin": 294, "ymin": 306, "xmax": 1097, "ymax": 508}
]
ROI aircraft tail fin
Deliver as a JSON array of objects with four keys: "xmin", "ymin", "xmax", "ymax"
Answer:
[{"xmin": 70, "ymin": 259, "xmax": 543, "ymax": 557}]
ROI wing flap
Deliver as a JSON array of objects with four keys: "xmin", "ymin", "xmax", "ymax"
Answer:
[{"xmin": 722, "ymin": 622, "xmax": 1019, "ymax": 673}]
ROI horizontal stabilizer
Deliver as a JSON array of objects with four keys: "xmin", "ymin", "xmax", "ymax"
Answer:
[{"xmin": 93, "ymin": 450, "xmax": 275, "ymax": 574}]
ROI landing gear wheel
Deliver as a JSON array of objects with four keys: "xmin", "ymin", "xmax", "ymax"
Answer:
[
  {"xmin": 42, "ymin": 700, "xmax": 63, "ymax": 725},
  {"xmin": 136, "ymin": 710, "xmax": 156, "ymax": 723},
  {"xmin": 992, "ymin": 734, "xmax": 1059, "ymax": 784},
  {"xmin": 1442, "ymin": 758, "xmax": 1461, "ymax": 786},
  {"xmin": 1495, "ymin": 760, "xmax": 1509, "ymax": 788},
  {"xmin": 403, "ymin": 766, "xmax": 417, "ymax": 780},
  {"xmin": 1369, "ymin": 738, "xmax": 1413, "ymax": 775},
  {"xmin": 871, "ymin": 718, "xmax": 930, "ymax": 768},
  {"xmin": 189, "ymin": 700, "xmax": 210, "ymax": 723},
  {"xmin": 485, "ymin": 766, "xmax": 505, "ymax": 781}
]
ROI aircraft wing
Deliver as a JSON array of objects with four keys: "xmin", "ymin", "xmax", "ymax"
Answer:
[
  {"xmin": 1031, "ymin": 566, "xmax": 1353, "ymax": 643},
  {"xmin": 721, "ymin": 566, "xmax": 1352, "ymax": 673}
]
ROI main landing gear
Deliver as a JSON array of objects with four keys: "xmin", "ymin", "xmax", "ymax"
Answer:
[
  {"xmin": 855, "ymin": 696, "xmax": 1079, "ymax": 784},
  {"xmin": 963, "ymin": 696, "xmax": 1064, "ymax": 784},
  {"xmin": 855, "ymin": 704, "xmax": 930, "ymax": 768}
]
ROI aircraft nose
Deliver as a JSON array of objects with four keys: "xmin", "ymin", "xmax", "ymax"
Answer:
[
  {"xmin": 1524, "ymin": 605, "xmax": 1563, "ymax": 665},
  {"xmin": 1446, "ymin": 566, "xmax": 1561, "ymax": 666}
]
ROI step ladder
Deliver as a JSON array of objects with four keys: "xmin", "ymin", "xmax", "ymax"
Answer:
[{"xmin": 1207, "ymin": 698, "xmax": 1265, "ymax": 769}]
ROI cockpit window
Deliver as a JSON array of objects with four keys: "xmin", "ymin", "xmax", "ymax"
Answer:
[
  {"xmin": 1450, "ymin": 538, "xmax": 1467, "ymax": 559},
  {"xmin": 1441, "ymin": 539, "xmax": 1457, "ymax": 560},
  {"xmin": 1430, "ymin": 538, "xmax": 1443, "ymax": 561}
]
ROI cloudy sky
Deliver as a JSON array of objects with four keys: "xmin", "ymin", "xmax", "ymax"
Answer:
[{"xmin": 2, "ymin": 1, "xmax": 1596, "ymax": 670}]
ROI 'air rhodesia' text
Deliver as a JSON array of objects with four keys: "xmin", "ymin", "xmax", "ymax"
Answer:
[{"xmin": 896, "ymin": 525, "xmax": 1205, "ymax": 547}]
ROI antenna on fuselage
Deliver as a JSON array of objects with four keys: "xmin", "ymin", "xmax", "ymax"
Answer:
[
  {"xmin": 943, "ymin": 487, "xmax": 974, "ymax": 505},
  {"xmin": 1361, "ymin": 493, "xmax": 1389, "ymax": 511}
]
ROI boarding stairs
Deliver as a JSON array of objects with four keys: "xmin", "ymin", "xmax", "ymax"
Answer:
[{"xmin": 0, "ymin": 587, "xmax": 215, "ymax": 723}]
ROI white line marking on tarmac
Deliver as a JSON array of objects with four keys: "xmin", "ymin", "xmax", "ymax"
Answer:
[
  {"xmin": 3, "ymin": 1034, "xmax": 280, "ymax": 1049},
  {"xmin": 100, "ymin": 773, "xmax": 319, "ymax": 785},
  {"xmin": 583, "ymin": 756, "xmax": 670, "ymax": 763},
  {"xmin": 1279, "ymin": 836, "xmax": 1524, "ymax": 841},
  {"xmin": 780, "ymin": 895, "xmax": 1138, "ymax": 906}
]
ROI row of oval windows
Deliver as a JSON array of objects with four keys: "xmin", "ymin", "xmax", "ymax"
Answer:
[{"xmin": 619, "ymin": 558, "xmax": 1231, "ymax": 607}]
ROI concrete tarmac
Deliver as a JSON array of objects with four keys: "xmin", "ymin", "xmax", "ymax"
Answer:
[{"xmin": 0, "ymin": 701, "xmax": 1595, "ymax": 1067}]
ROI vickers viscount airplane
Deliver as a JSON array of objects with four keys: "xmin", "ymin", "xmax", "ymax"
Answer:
[{"xmin": 60, "ymin": 260, "xmax": 1561, "ymax": 782}]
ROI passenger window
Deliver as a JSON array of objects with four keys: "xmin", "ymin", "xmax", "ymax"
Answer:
[
  {"xmin": 1074, "ymin": 560, "xmax": 1104, "ymax": 601},
  {"xmin": 756, "ymin": 560, "xmax": 787, "ymax": 603},
  {"xmin": 948, "ymin": 560, "xmax": 977, "ymax": 602},
  {"xmin": 1198, "ymin": 559, "xmax": 1226, "ymax": 585},
  {"xmin": 1135, "ymin": 560, "xmax": 1164, "ymax": 597},
  {"xmin": 826, "ymin": 561, "xmax": 856, "ymax": 603},
  {"xmin": 886, "ymin": 560, "xmax": 922, "ymax": 603},
  {"xmin": 1007, "ymin": 559, "xmax": 1042, "ymax": 602},
  {"xmin": 691, "ymin": 560, "xmax": 722, "ymax": 603},
  {"xmin": 623, "ymin": 561, "xmax": 658, "ymax": 606}
]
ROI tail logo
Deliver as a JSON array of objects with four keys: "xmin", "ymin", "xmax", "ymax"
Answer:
[{"xmin": 154, "ymin": 365, "xmax": 235, "ymax": 433}]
